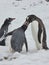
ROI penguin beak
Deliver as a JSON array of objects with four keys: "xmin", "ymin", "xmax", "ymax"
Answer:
[
  {"xmin": 9, "ymin": 18, "xmax": 16, "ymax": 24},
  {"xmin": 12, "ymin": 18, "xmax": 16, "ymax": 20}
]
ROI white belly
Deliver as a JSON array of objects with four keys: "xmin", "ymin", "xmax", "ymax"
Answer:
[{"xmin": 31, "ymin": 21, "xmax": 42, "ymax": 50}]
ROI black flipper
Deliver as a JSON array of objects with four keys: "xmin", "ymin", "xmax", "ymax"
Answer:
[
  {"xmin": 5, "ymin": 30, "xmax": 15, "ymax": 37},
  {"xmin": 38, "ymin": 23, "xmax": 42, "ymax": 43},
  {"xmin": 24, "ymin": 36, "xmax": 28, "ymax": 52},
  {"xmin": 42, "ymin": 27, "xmax": 49, "ymax": 49}
]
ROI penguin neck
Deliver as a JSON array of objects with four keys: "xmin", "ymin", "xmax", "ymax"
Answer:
[
  {"xmin": 1, "ymin": 23, "xmax": 10, "ymax": 29},
  {"xmin": 21, "ymin": 21, "xmax": 29, "ymax": 32}
]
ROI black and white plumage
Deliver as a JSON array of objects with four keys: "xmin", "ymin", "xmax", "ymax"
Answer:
[
  {"xmin": 0, "ymin": 18, "xmax": 15, "ymax": 46},
  {"xmin": 5, "ymin": 16, "xmax": 33, "ymax": 53},
  {"xmin": 5, "ymin": 15, "xmax": 49, "ymax": 52},
  {"xmin": 27, "ymin": 15, "xmax": 49, "ymax": 50}
]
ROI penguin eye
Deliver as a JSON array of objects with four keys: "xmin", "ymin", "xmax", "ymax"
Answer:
[{"xmin": 7, "ymin": 18, "xmax": 11, "ymax": 20}]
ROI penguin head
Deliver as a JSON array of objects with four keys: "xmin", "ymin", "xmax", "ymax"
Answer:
[
  {"xmin": 4, "ymin": 17, "xmax": 15, "ymax": 25},
  {"xmin": 26, "ymin": 15, "xmax": 37, "ymax": 23}
]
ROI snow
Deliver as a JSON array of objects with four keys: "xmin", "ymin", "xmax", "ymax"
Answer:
[{"xmin": 0, "ymin": 0, "xmax": 49, "ymax": 65}]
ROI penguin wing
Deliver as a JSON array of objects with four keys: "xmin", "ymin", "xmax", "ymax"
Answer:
[
  {"xmin": 38, "ymin": 23, "xmax": 42, "ymax": 43},
  {"xmin": 5, "ymin": 30, "xmax": 15, "ymax": 37}
]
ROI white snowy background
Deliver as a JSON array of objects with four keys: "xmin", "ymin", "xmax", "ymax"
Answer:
[{"xmin": 0, "ymin": 0, "xmax": 49, "ymax": 65}]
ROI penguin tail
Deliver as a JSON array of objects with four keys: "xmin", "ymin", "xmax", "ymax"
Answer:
[{"xmin": 43, "ymin": 46, "xmax": 49, "ymax": 50}]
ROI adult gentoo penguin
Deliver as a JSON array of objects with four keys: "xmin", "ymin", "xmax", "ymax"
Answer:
[
  {"xmin": 5, "ymin": 16, "xmax": 33, "ymax": 53},
  {"xmin": 0, "ymin": 18, "xmax": 15, "ymax": 46},
  {"xmin": 26, "ymin": 14, "xmax": 48, "ymax": 50}
]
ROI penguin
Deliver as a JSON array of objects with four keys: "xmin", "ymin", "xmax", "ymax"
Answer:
[
  {"xmin": 0, "ymin": 18, "xmax": 15, "ymax": 46},
  {"xmin": 26, "ymin": 14, "xmax": 48, "ymax": 50},
  {"xmin": 5, "ymin": 16, "xmax": 33, "ymax": 53}
]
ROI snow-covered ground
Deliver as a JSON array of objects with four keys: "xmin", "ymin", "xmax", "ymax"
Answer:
[{"xmin": 0, "ymin": 0, "xmax": 49, "ymax": 65}]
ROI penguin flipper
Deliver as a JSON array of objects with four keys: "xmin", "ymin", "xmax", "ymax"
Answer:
[
  {"xmin": 5, "ymin": 30, "xmax": 15, "ymax": 37},
  {"xmin": 38, "ymin": 23, "xmax": 42, "ymax": 43},
  {"xmin": 42, "ymin": 26, "xmax": 49, "ymax": 50}
]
